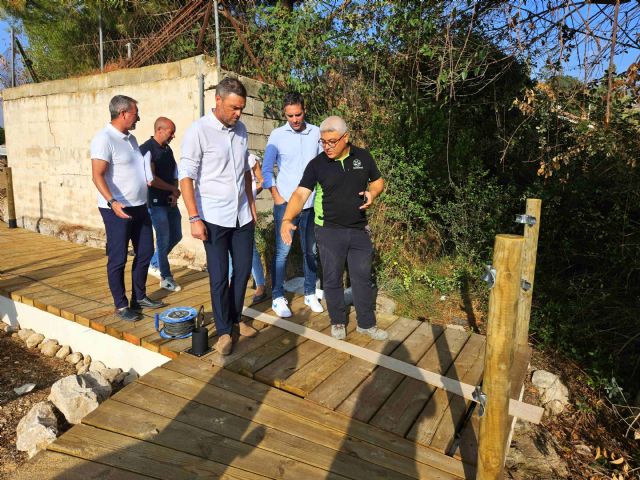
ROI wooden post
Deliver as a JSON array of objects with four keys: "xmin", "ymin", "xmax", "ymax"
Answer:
[
  {"xmin": 477, "ymin": 234, "xmax": 523, "ymax": 480},
  {"xmin": 5, "ymin": 167, "xmax": 17, "ymax": 228},
  {"xmin": 515, "ymin": 199, "xmax": 542, "ymax": 349}
]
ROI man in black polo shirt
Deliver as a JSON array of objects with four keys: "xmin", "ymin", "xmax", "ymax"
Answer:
[
  {"xmin": 140, "ymin": 117, "xmax": 183, "ymax": 292},
  {"xmin": 280, "ymin": 116, "xmax": 387, "ymax": 340}
]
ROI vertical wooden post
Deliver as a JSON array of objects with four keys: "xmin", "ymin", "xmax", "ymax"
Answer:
[
  {"xmin": 477, "ymin": 234, "xmax": 523, "ymax": 480},
  {"xmin": 5, "ymin": 167, "xmax": 17, "ymax": 228},
  {"xmin": 515, "ymin": 199, "xmax": 542, "ymax": 349}
]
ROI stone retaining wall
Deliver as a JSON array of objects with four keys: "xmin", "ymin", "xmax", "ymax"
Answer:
[{"xmin": 2, "ymin": 55, "xmax": 278, "ymax": 268}]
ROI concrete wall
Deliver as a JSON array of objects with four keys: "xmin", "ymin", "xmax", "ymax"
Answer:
[{"xmin": 2, "ymin": 56, "xmax": 279, "ymax": 268}]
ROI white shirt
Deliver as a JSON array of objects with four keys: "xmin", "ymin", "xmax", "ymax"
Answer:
[
  {"xmin": 178, "ymin": 111, "xmax": 252, "ymax": 228},
  {"xmin": 90, "ymin": 124, "xmax": 151, "ymax": 208}
]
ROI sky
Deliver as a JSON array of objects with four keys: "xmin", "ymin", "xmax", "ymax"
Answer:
[{"xmin": 0, "ymin": 5, "xmax": 637, "ymax": 128}]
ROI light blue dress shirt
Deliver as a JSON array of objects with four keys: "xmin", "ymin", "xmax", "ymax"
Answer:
[
  {"xmin": 262, "ymin": 122, "xmax": 322, "ymax": 210},
  {"xmin": 178, "ymin": 111, "xmax": 252, "ymax": 228}
]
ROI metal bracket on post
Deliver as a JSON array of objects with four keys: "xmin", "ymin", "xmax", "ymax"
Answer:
[
  {"xmin": 520, "ymin": 279, "xmax": 532, "ymax": 291},
  {"xmin": 473, "ymin": 385, "xmax": 487, "ymax": 417},
  {"xmin": 481, "ymin": 265, "xmax": 496, "ymax": 289},
  {"xmin": 515, "ymin": 214, "xmax": 536, "ymax": 226}
]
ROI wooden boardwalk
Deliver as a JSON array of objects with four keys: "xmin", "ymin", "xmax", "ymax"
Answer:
[{"xmin": 0, "ymin": 224, "xmax": 532, "ymax": 478}]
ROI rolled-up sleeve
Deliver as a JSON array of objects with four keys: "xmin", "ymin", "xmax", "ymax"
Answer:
[
  {"xmin": 262, "ymin": 133, "xmax": 278, "ymax": 189},
  {"xmin": 178, "ymin": 124, "xmax": 202, "ymax": 181}
]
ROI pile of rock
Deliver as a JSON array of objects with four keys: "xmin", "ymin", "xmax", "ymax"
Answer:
[{"xmin": 7, "ymin": 323, "xmax": 140, "ymax": 458}]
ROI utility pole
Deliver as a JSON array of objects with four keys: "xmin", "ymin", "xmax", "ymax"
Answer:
[
  {"xmin": 214, "ymin": 0, "xmax": 221, "ymax": 69},
  {"xmin": 10, "ymin": 26, "xmax": 15, "ymax": 87},
  {"xmin": 99, "ymin": 10, "xmax": 104, "ymax": 72}
]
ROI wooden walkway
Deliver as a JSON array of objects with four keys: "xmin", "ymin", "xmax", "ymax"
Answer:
[{"xmin": 0, "ymin": 224, "xmax": 532, "ymax": 479}]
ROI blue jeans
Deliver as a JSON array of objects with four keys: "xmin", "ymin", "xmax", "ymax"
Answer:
[
  {"xmin": 228, "ymin": 240, "xmax": 265, "ymax": 287},
  {"xmin": 148, "ymin": 206, "xmax": 182, "ymax": 279},
  {"xmin": 272, "ymin": 203, "xmax": 317, "ymax": 299}
]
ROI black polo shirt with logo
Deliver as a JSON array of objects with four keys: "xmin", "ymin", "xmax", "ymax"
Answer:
[
  {"xmin": 140, "ymin": 137, "xmax": 177, "ymax": 207},
  {"xmin": 299, "ymin": 144, "xmax": 381, "ymax": 229}
]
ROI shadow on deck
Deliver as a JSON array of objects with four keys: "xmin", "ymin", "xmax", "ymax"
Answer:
[{"xmin": 1, "ymin": 225, "xmax": 532, "ymax": 479}]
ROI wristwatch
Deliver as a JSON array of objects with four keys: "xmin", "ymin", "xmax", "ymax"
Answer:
[{"xmin": 107, "ymin": 198, "xmax": 117, "ymax": 209}]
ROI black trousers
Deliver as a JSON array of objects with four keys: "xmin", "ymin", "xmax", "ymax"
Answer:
[
  {"xmin": 99, "ymin": 206, "xmax": 154, "ymax": 309},
  {"xmin": 315, "ymin": 226, "xmax": 376, "ymax": 329},
  {"xmin": 202, "ymin": 220, "xmax": 254, "ymax": 336}
]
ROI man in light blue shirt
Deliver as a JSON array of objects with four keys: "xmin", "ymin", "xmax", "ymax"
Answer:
[
  {"xmin": 179, "ymin": 77, "xmax": 258, "ymax": 356},
  {"xmin": 262, "ymin": 92, "xmax": 324, "ymax": 318}
]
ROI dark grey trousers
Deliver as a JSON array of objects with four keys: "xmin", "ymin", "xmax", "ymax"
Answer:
[{"xmin": 315, "ymin": 226, "xmax": 376, "ymax": 329}]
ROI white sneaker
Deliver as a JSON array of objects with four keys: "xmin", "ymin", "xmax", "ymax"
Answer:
[
  {"xmin": 315, "ymin": 288, "xmax": 324, "ymax": 301},
  {"xmin": 272, "ymin": 297, "xmax": 292, "ymax": 318},
  {"xmin": 331, "ymin": 324, "xmax": 346, "ymax": 340},
  {"xmin": 148, "ymin": 265, "xmax": 162, "ymax": 279},
  {"xmin": 160, "ymin": 277, "xmax": 182, "ymax": 292},
  {"xmin": 356, "ymin": 326, "xmax": 388, "ymax": 341},
  {"xmin": 304, "ymin": 294, "xmax": 324, "ymax": 313}
]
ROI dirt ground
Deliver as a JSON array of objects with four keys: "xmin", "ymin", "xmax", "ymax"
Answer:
[{"xmin": 0, "ymin": 329, "xmax": 76, "ymax": 480}]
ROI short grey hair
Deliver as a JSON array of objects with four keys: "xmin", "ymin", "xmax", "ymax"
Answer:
[
  {"xmin": 319, "ymin": 116, "xmax": 348, "ymax": 135},
  {"xmin": 216, "ymin": 77, "xmax": 247, "ymax": 99},
  {"xmin": 109, "ymin": 95, "xmax": 137, "ymax": 120}
]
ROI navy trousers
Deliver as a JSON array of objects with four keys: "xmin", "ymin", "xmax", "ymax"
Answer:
[
  {"xmin": 99, "ymin": 205, "xmax": 154, "ymax": 309},
  {"xmin": 202, "ymin": 220, "xmax": 254, "ymax": 336}
]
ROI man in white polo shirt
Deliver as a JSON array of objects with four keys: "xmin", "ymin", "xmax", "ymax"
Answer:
[
  {"xmin": 91, "ymin": 95, "xmax": 165, "ymax": 322},
  {"xmin": 179, "ymin": 78, "xmax": 258, "ymax": 355}
]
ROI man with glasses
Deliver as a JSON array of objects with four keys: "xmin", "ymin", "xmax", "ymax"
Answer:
[
  {"xmin": 263, "ymin": 92, "xmax": 323, "ymax": 318},
  {"xmin": 279, "ymin": 116, "xmax": 388, "ymax": 340},
  {"xmin": 91, "ymin": 95, "xmax": 165, "ymax": 322}
]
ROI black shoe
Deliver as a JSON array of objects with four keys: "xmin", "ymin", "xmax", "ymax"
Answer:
[
  {"xmin": 116, "ymin": 307, "xmax": 141, "ymax": 322},
  {"xmin": 131, "ymin": 296, "xmax": 166, "ymax": 310}
]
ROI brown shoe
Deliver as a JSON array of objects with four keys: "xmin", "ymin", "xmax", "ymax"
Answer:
[
  {"xmin": 237, "ymin": 321, "xmax": 258, "ymax": 338},
  {"xmin": 214, "ymin": 334, "xmax": 232, "ymax": 355}
]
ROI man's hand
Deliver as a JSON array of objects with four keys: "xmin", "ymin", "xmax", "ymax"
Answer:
[
  {"xmin": 190, "ymin": 220, "xmax": 207, "ymax": 241},
  {"xmin": 172, "ymin": 187, "xmax": 181, "ymax": 199},
  {"xmin": 270, "ymin": 187, "xmax": 286, "ymax": 206},
  {"xmin": 168, "ymin": 195, "xmax": 178, "ymax": 208},
  {"xmin": 359, "ymin": 191, "xmax": 373, "ymax": 210},
  {"xmin": 280, "ymin": 219, "xmax": 297, "ymax": 246},
  {"xmin": 111, "ymin": 201, "xmax": 131, "ymax": 219}
]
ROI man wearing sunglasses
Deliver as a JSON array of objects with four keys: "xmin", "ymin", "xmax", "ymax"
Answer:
[
  {"xmin": 279, "ymin": 116, "xmax": 387, "ymax": 341},
  {"xmin": 91, "ymin": 95, "xmax": 165, "ymax": 322}
]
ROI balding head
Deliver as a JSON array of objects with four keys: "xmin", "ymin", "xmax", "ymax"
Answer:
[{"xmin": 153, "ymin": 117, "xmax": 176, "ymax": 146}]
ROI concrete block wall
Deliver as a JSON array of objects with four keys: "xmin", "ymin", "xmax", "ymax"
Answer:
[{"xmin": 2, "ymin": 56, "xmax": 282, "ymax": 268}]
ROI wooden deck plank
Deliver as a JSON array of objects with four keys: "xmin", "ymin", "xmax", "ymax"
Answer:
[
  {"xmin": 305, "ymin": 316, "xmax": 418, "ymax": 410},
  {"xmin": 427, "ymin": 339, "xmax": 486, "ymax": 454},
  {"xmin": 225, "ymin": 307, "xmax": 326, "ymax": 376},
  {"xmin": 451, "ymin": 345, "xmax": 532, "ymax": 464},
  {"xmin": 200, "ymin": 295, "xmax": 310, "ymax": 367},
  {"xmin": 281, "ymin": 313, "xmax": 399, "ymax": 398},
  {"xmin": 336, "ymin": 322, "xmax": 444, "ymax": 422},
  {"xmin": 9, "ymin": 450, "xmax": 154, "ymax": 480},
  {"xmin": 133, "ymin": 367, "xmax": 461, "ymax": 480},
  {"xmin": 165, "ymin": 355, "xmax": 469, "ymax": 479},
  {"xmin": 49, "ymin": 423, "xmax": 260, "ymax": 480},
  {"xmin": 407, "ymin": 333, "xmax": 486, "ymax": 447},
  {"xmin": 370, "ymin": 327, "xmax": 471, "ymax": 436},
  {"xmin": 102, "ymin": 381, "xmax": 413, "ymax": 480}
]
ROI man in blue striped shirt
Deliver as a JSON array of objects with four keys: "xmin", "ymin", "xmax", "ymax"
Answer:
[{"xmin": 262, "ymin": 93, "xmax": 324, "ymax": 318}]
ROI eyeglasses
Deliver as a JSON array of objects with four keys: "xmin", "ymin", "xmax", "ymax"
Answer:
[{"xmin": 319, "ymin": 132, "xmax": 347, "ymax": 148}]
